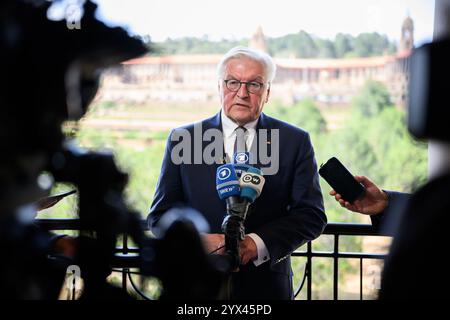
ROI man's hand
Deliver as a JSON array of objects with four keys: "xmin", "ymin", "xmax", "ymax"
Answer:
[
  {"xmin": 329, "ymin": 175, "xmax": 388, "ymax": 215},
  {"xmin": 201, "ymin": 233, "xmax": 225, "ymax": 254},
  {"xmin": 239, "ymin": 236, "xmax": 257, "ymax": 265}
]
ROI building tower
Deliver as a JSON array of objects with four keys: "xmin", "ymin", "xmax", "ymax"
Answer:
[
  {"xmin": 250, "ymin": 26, "xmax": 268, "ymax": 52},
  {"xmin": 400, "ymin": 15, "xmax": 414, "ymax": 52}
]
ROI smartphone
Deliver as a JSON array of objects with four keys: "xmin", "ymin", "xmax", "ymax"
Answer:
[{"xmin": 318, "ymin": 157, "xmax": 365, "ymax": 203}]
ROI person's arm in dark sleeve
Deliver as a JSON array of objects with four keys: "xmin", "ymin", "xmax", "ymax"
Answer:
[
  {"xmin": 147, "ymin": 130, "xmax": 185, "ymax": 231},
  {"xmin": 371, "ymin": 190, "xmax": 412, "ymax": 235},
  {"xmin": 255, "ymin": 132, "xmax": 327, "ymax": 266},
  {"xmin": 369, "ymin": 212, "xmax": 384, "ymax": 230}
]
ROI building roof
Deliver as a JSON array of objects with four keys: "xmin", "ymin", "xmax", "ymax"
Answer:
[
  {"xmin": 123, "ymin": 54, "xmax": 223, "ymax": 65},
  {"xmin": 275, "ymin": 50, "xmax": 411, "ymax": 69},
  {"xmin": 123, "ymin": 50, "xmax": 411, "ymax": 69}
]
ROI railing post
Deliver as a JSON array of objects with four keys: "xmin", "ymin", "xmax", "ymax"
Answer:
[
  {"xmin": 333, "ymin": 235, "xmax": 339, "ymax": 300},
  {"xmin": 360, "ymin": 258, "xmax": 363, "ymax": 300},
  {"xmin": 123, "ymin": 234, "xmax": 128, "ymax": 255},
  {"xmin": 307, "ymin": 241, "xmax": 312, "ymax": 300},
  {"xmin": 122, "ymin": 268, "xmax": 128, "ymax": 290},
  {"xmin": 122, "ymin": 234, "xmax": 129, "ymax": 290}
]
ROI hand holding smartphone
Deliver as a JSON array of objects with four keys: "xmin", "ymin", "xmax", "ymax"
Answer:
[{"xmin": 318, "ymin": 157, "xmax": 365, "ymax": 203}]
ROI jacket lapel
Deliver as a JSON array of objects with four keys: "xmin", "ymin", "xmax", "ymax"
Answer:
[
  {"xmin": 249, "ymin": 113, "xmax": 273, "ymax": 169},
  {"xmin": 202, "ymin": 112, "xmax": 225, "ymax": 180}
]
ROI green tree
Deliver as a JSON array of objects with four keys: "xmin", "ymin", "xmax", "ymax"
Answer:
[
  {"xmin": 264, "ymin": 99, "xmax": 326, "ymax": 136},
  {"xmin": 352, "ymin": 80, "xmax": 393, "ymax": 117},
  {"xmin": 353, "ymin": 32, "xmax": 391, "ymax": 57},
  {"xmin": 154, "ymin": 31, "xmax": 397, "ymax": 58},
  {"xmin": 290, "ymin": 99, "xmax": 327, "ymax": 135},
  {"xmin": 296, "ymin": 30, "xmax": 319, "ymax": 58},
  {"xmin": 334, "ymin": 33, "xmax": 353, "ymax": 58},
  {"xmin": 316, "ymin": 39, "xmax": 336, "ymax": 58},
  {"xmin": 366, "ymin": 108, "xmax": 428, "ymax": 191}
]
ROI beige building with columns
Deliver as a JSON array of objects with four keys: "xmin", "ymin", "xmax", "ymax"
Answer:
[{"xmin": 99, "ymin": 17, "xmax": 414, "ymax": 108}]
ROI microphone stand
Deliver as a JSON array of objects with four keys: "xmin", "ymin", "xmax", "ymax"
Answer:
[
  {"xmin": 221, "ymin": 196, "xmax": 251, "ymax": 299},
  {"xmin": 216, "ymin": 162, "xmax": 261, "ymax": 299}
]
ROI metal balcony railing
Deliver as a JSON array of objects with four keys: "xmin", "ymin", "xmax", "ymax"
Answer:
[
  {"xmin": 36, "ymin": 219, "xmax": 390, "ymax": 300},
  {"xmin": 292, "ymin": 222, "xmax": 389, "ymax": 300}
]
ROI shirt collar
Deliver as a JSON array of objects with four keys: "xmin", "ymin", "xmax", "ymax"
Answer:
[{"xmin": 220, "ymin": 111, "xmax": 258, "ymax": 138}]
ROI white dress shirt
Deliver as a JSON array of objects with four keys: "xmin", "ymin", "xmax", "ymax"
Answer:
[{"xmin": 220, "ymin": 111, "xmax": 271, "ymax": 266}]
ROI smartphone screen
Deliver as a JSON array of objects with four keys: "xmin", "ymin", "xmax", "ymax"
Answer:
[{"xmin": 319, "ymin": 157, "xmax": 365, "ymax": 203}]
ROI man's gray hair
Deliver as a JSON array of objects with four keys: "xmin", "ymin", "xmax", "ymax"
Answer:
[{"xmin": 217, "ymin": 46, "xmax": 277, "ymax": 83}]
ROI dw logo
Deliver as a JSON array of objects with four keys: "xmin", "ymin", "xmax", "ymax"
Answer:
[{"xmin": 242, "ymin": 174, "xmax": 261, "ymax": 185}]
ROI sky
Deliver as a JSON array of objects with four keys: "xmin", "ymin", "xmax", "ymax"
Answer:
[{"xmin": 91, "ymin": 0, "xmax": 435, "ymax": 46}]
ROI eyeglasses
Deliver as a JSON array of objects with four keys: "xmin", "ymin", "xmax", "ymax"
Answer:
[{"xmin": 223, "ymin": 79, "xmax": 266, "ymax": 94}]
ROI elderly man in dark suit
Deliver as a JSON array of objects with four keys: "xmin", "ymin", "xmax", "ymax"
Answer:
[{"xmin": 148, "ymin": 46, "xmax": 327, "ymax": 300}]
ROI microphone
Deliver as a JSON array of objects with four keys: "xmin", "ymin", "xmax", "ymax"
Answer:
[
  {"xmin": 215, "ymin": 161, "xmax": 265, "ymax": 272},
  {"xmin": 216, "ymin": 163, "xmax": 240, "ymax": 201},
  {"xmin": 238, "ymin": 166, "xmax": 265, "ymax": 221},
  {"xmin": 215, "ymin": 164, "xmax": 246, "ymax": 270},
  {"xmin": 232, "ymin": 151, "xmax": 250, "ymax": 178},
  {"xmin": 216, "ymin": 163, "xmax": 249, "ymax": 239},
  {"xmin": 240, "ymin": 167, "xmax": 265, "ymax": 203}
]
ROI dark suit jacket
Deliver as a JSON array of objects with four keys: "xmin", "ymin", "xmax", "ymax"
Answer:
[
  {"xmin": 148, "ymin": 112, "xmax": 327, "ymax": 300},
  {"xmin": 379, "ymin": 173, "xmax": 450, "ymax": 299},
  {"xmin": 370, "ymin": 191, "xmax": 412, "ymax": 235}
]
